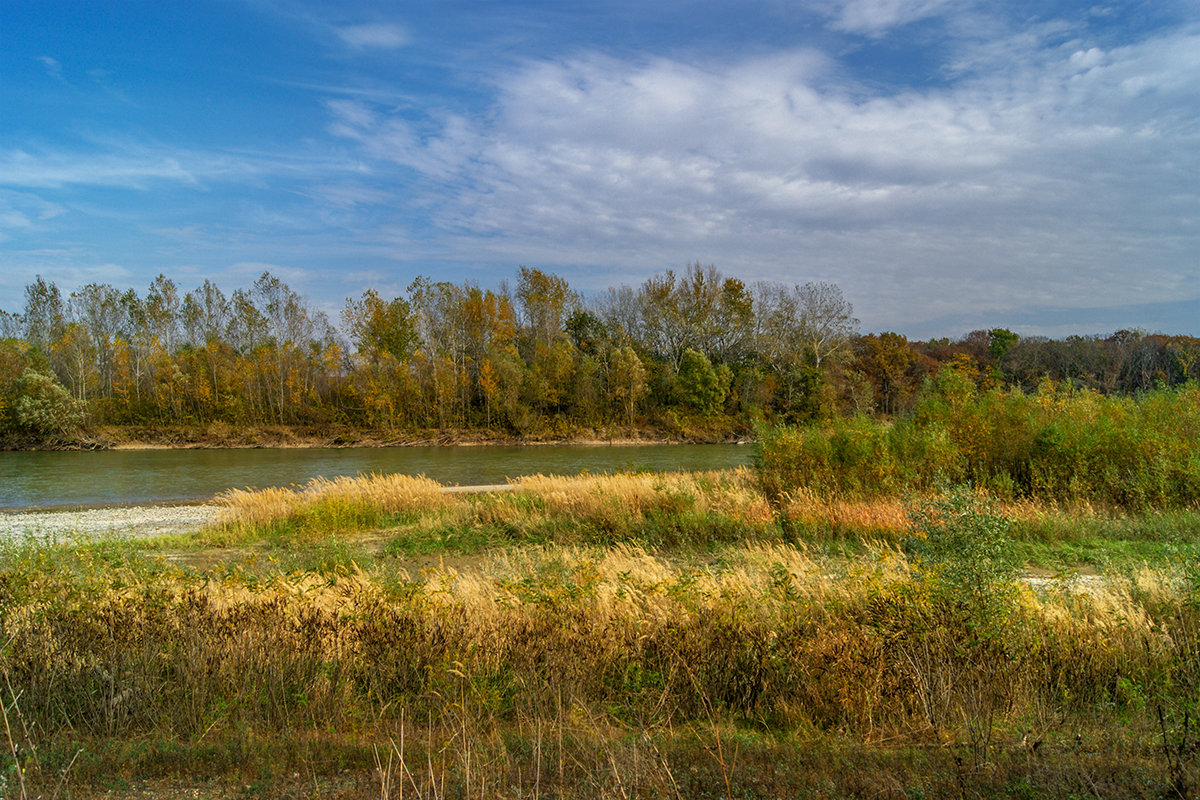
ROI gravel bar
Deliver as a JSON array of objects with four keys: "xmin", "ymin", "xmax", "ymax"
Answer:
[{"xmin": 0, "ymin": 505, "xmax": 220, "ymax": 544}]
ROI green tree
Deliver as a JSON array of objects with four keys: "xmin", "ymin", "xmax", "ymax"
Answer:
[
  {"xmin": 676, "ymin": 348, "xmax": 729, "ymax": 415},
  {"xmin": 987, "ymin": 328, "xmax": 1020, "ymax": 361},
  {"xmin": 343, "ymin": 289, "xmax": 417, "ymax": 364}
]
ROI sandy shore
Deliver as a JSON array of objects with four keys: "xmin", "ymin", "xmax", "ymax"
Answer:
[{"xmin": 0, "ymin": 504, "xmax": 220, "ymax": 544}]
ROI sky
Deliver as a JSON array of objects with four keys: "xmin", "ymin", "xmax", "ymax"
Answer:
[{"xmin": 1, "ymin": 0, "xmax": 1197, "ymax": 339}]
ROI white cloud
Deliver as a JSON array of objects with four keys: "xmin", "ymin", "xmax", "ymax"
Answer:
[
  {"xmin": 0, "ymin": 191, "xmax": 66, "ymax": 233},
  {"xmin": 0, "ymin": 258, "xmax": 133, "ymax": 297},
  {"xmin": 0, "ymin": 211, "xmax": 31, "ymax": 230},
  {"xmin": 325, "ymin": 99, "xmax": 377, "ymax": 131},
  {"xmin": 325, "ymin": 28, "xmax": 1200, "ymax": 331},
  {"xmin": 0, "ymin": 138, "xmax": 364, "ymax": 192},
  {"xmin": 819, "ymin": 0, "xmax": 962, "ymax": 36},
  {"xmin": 0, "ymin": 149, "xmax": 198, "ymax": 189},
  {"xmin": 335, "ymin": 23, "xmax": 410, "ymax": 50},
  {"xmin": 38, "ymin": 55, "xmax": 66, "ymax": 83},
  {"xmin": 228, "ymin": 261, "xmax": 315, "ymax": 287}
]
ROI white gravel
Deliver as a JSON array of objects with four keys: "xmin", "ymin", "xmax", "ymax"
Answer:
[{"xmin": 0, "ymin": 504, "xmax": 220, "ymax": 545}]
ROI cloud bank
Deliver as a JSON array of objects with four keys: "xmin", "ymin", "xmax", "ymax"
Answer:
[{"xmin": 325, "ymin": 24, "xmax": 1200, "ymax": 332}]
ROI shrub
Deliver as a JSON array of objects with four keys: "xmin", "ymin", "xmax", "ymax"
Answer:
[
  {"xmin": 9, "ymin": 368, "xmax": 85, "ymax": 436},
  {"xmin": 757, "ymin": 381, "xmax": 1200, "ymax": 509},
  {"xmin": 905, "ymin": 485, "xmax": 1020, "ymax": 629}
]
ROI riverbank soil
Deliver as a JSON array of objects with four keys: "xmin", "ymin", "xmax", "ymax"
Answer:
[{"xmin": 4, "ymin": 418, "xmax": 748, "ymax": 450}]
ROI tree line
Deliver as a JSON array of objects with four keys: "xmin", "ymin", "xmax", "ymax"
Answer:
[{"xmin": 0, "ymin": 263, "xmax": 1196, "ymax": 443}]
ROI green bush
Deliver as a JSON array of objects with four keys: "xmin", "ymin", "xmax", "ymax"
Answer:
[
  {"xmin": 756, "ymin": 378, "xmax": 1200, "ymax": 508},
  {"xmin": 906, "ymin": 485, "xmax": 1020, "ymax": 628},
  {"xmin": 9, "ymin": 368, "xmax": 85, "ymax": 436}
]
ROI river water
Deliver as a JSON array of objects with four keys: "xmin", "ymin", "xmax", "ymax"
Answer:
[{"xmin": 0, "ymin": 443, "xmax": 754, "ymax": 510}]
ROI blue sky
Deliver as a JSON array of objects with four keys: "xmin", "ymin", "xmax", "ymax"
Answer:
[{"xmin": 1, "ymin": 0, "xmax": 1197, "ymax": 338}]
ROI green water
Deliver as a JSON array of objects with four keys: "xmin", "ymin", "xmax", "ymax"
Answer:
[{"xmin": 0, "ymin": 444, "xmax": 754, "ymax": 509}]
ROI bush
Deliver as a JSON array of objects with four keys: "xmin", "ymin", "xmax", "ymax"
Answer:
[
  {"xmin": 905, "ymin": 485, "xmax": 1020, "ymax": 628},
  {"xmin": 756, "ymin": 380, "xmax": 1200, "ymax": 509},
  {"xmin": 9, "ymin": 368, "xmax": 85, "ymax": 436}
]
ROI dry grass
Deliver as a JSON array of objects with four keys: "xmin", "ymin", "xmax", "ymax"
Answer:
[
  {"xmin": 7, "ymin": 470, "xmax": 1199, "ymax": 797},
  {"xmin": 2, "ymin": 535, "xmax": 1198, "ymax": 797},
  {"xmin": 215, "ymin": 472, "xmax": 450, "ymax": 533},
  {"xmin": 513, "ymin": 467, "xmax": 773, "ymax": 523},
  {"xmin": 206, "ymin": 468, "xmax": 779, "ymax": 550},
  {"xmin": 782, "ymin": 487, "xmax": 912, "ymax": 538}
]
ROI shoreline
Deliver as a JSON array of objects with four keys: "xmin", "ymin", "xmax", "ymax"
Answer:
[
  {"xmin": 106, "ymin": 436, "xmax": 733, "ymax": 451},
  {"xmin": 4, "ymin": 427, "xmax": 750, "ymax": 452}
]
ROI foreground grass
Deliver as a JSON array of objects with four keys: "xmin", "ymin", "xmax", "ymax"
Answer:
[{"xmin": 2, "ymin": 470, "xmax": 1199, "ymax": 798}]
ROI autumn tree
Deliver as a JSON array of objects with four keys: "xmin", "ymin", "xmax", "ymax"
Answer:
[
  {"xmin": 609, "ymin": 345, "xmax": 647, "ymax": 427},
  {"xmin": 182, "ymin": 280, "xmax": 233, "ymax": 416},
  {"xmin": 22, "ymin": 276, "xmax": 65, "ymax": 353},
  {"xmin": 343, "ymin": 290, "xmax": 417, "ymax": 365},
  {"xmin": 67, "ymin": 283, "xmax": 131, "ymax": 397},
  {"xmin": 855, "ymin": 332, "xmax": 917, "ymax": 416},
  {"xmin": 516, "ymin": 267, "xmax": 576, "ymax": 351}
]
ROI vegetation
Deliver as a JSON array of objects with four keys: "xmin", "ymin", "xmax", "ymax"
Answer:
[
  {"xmin": 2, "ymin": 470, "xmax": 1199, "ymax": 798},
  {"xmin": 2, "ymin": 265, "xmax": 1197, "ymax": 448},
  {"xmin": 3, "ymin": 259, "xmax": 1198, "ymax": 795},
  {"xmin": 757, "ymin": 375, "xmax": 1200, "ymax": 509}
]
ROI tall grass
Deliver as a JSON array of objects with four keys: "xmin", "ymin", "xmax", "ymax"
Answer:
[
  {"xmin": 2, "ymin": 534, "xmax": 1197, "ymax": 796},
  {"xmin": 208, "ymin": 468, "xmax": 779, "ymax": 552},
  {"xmin": 215, "ymin": 472, "xmax": 451, "ymax": 539},
  {"xmin": 758, "ymin": 376, "xmax": 1200, "ymax": 508}
]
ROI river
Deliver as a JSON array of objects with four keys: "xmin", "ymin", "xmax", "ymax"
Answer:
[{"xmin": 0, "ymin": 443, "xmax": 754, "ymax": 510}]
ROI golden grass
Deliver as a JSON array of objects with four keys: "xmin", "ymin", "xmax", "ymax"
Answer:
[
  {"xmin": 512, "ymin": 467, "xmax": 774, "ymax": 523},
  {"xmin": 8, "ymin": 468, "xmax": 1200, "ymax": 798},
  {"xmin": 4, "ymin": 537, "xmax": 1197, "ymax": 798},
  {"xmin": 209, "ymin": 466, "xmax": 1126, "ymax": 553},
  {"xmin": 216, "ymin": 472, "xmax": 450, "ymax": 530},
  {"xmin": 781, "ymin": 487, "xmax": 911, "ymax": 537},
  {"xmin": 209, "ymin": 467, "xmax": 778, "ymax": 546}
]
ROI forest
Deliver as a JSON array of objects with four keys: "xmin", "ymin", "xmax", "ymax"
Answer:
[{"xmin": 1, "ymin": 262, "xmax": 1197, "ymax": 445}]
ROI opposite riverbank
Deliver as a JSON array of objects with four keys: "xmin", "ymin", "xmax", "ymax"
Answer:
[{"xmin": 1, "ymin": 419, "xmax": 749, "ymax": 451}]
